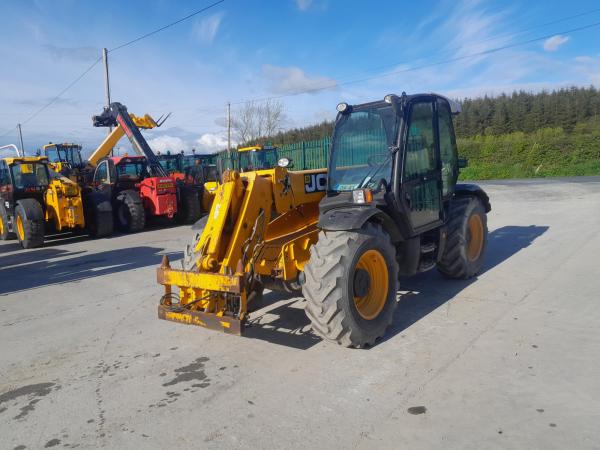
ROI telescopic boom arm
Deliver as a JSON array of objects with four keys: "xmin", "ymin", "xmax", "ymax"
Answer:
[{"xmin": 91, "ymin": 102, "xmax": 169, "ymax": 176}]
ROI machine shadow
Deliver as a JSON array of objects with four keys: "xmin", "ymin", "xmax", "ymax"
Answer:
[
  {"xmin": 0, "ymin": 246, "xmax": 181, "ymax": 295},
  {"xmin": 243, "ymin": 225, "xmax": 549, "ymax": 350}
]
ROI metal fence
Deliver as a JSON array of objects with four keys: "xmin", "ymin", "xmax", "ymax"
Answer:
[{"xmin": 213, "ymin": 137, "xmax": 332, "ymax": 171}]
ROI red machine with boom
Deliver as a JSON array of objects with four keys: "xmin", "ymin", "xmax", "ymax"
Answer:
[{"xmin": 91, "ymin": 103, "xmax": 193, "ymax": 231}]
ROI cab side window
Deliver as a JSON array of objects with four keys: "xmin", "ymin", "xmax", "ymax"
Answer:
[
  {"xmin": 438, "ymin": 100, "xmax": 458, "ymax": 196},
  {"xmin": 94, "ymin": 161, "xmax": 109, "ymax": 184},
  {"xmin": 404, "ymin": 102, "xmax": 436, "ymax": 180},
  {"xmin": 0, "ymin": 161, "xmax": 10, "ymax": 186}
]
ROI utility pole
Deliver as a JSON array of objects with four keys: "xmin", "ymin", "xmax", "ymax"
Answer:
[
  {"xmin": 102, "ymin": 48, "xmax": 112, "ymax": 132},
  {"xmin": 102, "ymin": 48, "xmax": 113, "ymax": 156},
  {"xmin": 17, "ymin": 123, "xmax": 24, "ymax": 156},
  {"xmin": 227, "ymin": 101, "xmax": 231, "ymax": 158}
]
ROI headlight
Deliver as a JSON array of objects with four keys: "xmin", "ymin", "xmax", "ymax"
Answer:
[
  {"xmin": 336, "ymin": 102, "xmax": 349, "ymax": 113},
  {"xmin": 277, "ymin": 157, "xmax": 290, "ymax": 168},
  {"xmin": 352, "ymin": 188, "xmax": 373, "ymax": 204}
]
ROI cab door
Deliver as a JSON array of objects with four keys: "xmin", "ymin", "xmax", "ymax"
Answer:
[
  {"xmin": 400, "ymin": 98, "xmax": 443, "ymax": 233},
  {"xmin": 0, "ymin": 160, "xmax": 13, "ymax": 212},
  {"xmin": 93, "ymin": 160, "xmax": 114, "ymax": 198}
]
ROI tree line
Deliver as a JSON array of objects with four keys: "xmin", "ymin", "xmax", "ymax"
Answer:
[{"xmin": 239, "ymin": 86, "xmax": 600, "ymax": 145}]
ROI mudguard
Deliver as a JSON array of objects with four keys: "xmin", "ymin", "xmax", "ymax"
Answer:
[
  {"xmin": 454, "ymin": 183, "xmax": 491, "ymax": 212},
  {"xmin": 318, "ymin": 206, "xmax": 403, "ymax": 242}
]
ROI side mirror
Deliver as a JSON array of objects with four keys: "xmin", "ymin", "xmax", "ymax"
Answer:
[{"xmin": 458, "ymin": 158, "xmax": 468, "ymax": 169}]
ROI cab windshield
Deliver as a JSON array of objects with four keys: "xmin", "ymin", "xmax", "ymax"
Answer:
[
  {"xmin": 239, "ymin": 148, "xmax": 279, "ymax": 171},
  {"xmin": 329, "ymin": 104, "xmax": 398, "ymax": 192},
  {"xmin": 45, "ymin": 145, "xmax": 83, "ymax": 167},
  {"xmin": 10, "ymin": 162, "xmax": 50, "ymax": 189}
]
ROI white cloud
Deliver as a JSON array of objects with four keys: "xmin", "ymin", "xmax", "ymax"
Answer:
[
  {"xmin": 193, "ymin": 13, "xmax": 224, "ymax": 44},
  {"xmin": 196, "ymin": 133, "xmax": 230, "ymax": 152},
  {"xmin": 295, "ymin": 0, "xmax": 312, "ymax": 11},
  {"xmin": 148, "ymin": 135, "xmax": 189, "ymax": 154},
  {"xmin": 543, "ymin": 35, "xmax": 569, "ymax": 52},
  {"xmin": 262, "ymin": 64, "xmax": 337, "ymax": 94},
  {"xmin": 294, "ymin": 0, "xmax": 327, "ymax": 11},
  {"xmin": 44, "ymin": 44, "xmax": 99, "ymax": 62}
]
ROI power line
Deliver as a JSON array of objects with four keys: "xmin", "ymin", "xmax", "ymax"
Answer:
[
  {"xmin": 23, "ymin": 57, "xmax": 102, "ymax": 126},
  {"xmin": 329, "ymin": 6, "xmax": 600, "ymax": 85},
  {"xmin": 0, "ymin": 1, "xmax": 226, "ymax": 137},
  {"xmin": 230, "ymin": 19, "xmax": 600, "ymax": 106},
  {"xmin": 0, "ymin": 125, "xmax": 17, "ymax": 139},
  {"xmin": 109, "ymin": 0, "xmax": 225, "ymax": 53}
]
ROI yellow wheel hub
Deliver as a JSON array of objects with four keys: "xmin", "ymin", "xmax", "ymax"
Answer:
[
  {"xmin": 16, "ymin": 215, "xmax": 25, "ymax": 241},
  {"xmin": 0, "ymin": 216, "xmax": 3, "ymax": 235},
  {"xmin": 353, "ymin": 249, "xmax": 389, "ymax": 320},
  {"xmin": 467, "ymin": 214, "xmax": 484, "ymax": 261}
]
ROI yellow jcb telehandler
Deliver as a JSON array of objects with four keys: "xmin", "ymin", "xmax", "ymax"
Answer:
[
  {"xmin": 0, "ymin": 145, "xmax": 94, "ymax": 248},
  {"xmin": 157, "ymin": 93, "xmax": 491, "ymax": 347}
]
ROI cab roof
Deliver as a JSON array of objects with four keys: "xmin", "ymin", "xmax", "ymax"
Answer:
[
  {"xmin": 43, "ymin": 143, "xmax": 82, "ymax": 149},
  {"xmin": 2, "ymin": 156, "xmax": 49, "ymax": 165},
  {"xmin": 238, "ymin": 145, "xmax": 278, "ymax": 152},
  {"xmin": 110, "ymin": 155, "xmax": 145, "ymax": 165}
]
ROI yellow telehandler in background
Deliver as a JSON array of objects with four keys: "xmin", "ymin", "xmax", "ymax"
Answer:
[{"xmin": 0, "ymin": 145, "xmax": 91, "ymax": 248}]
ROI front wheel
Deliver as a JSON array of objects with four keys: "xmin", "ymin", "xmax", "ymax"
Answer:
[
  {"xmin": 437, "ymin": 196, "xmax": 488, "ymax": 279},
  {"xmin": 15, "ymin": 199, "xmax": 45, "ymax": 249},
  {"xmin": 114, "ymin": 190, "xmax": 145, "ymax": 233},
  {"xmin": 302, "ymin": 223, "xmax": 399, "ymax": 348},
  {"xmin": 0, "ymin": 203, "xmax": 15, "ymax": 240}
]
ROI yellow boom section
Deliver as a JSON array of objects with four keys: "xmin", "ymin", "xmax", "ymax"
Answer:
[
  {"xmin": 87, "ymin": 113, "xmax": 159, "ymax": 166},
  {"xmin": 157, "ymin": 166, "xmax": 327, "ymax": 334}
]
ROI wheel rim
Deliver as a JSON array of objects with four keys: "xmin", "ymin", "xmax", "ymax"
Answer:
[
  {"xmin": 353, "ymin": 249, "xmax": 389, "ymax": 320},
  {"xmin": 16, "ymin": 215, "xmax": 25, "ymax": 241},
  {"xmin": 466, "ymin": 214, "xmax": 484, "ymax": 261}
]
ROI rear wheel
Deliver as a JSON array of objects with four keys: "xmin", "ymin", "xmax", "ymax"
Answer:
[
  {"xmin": 302, "ymin": 223, "xmax": 399, "ymax": 348},
  {"xmin": 84, "ymin": 194, "xmax": 114, "ymax": 238},
  {"xmin": 0, "ymin": 203, "xmax": 15, "ymax": 240},
  {"xmin": 176, "ymin": 188, "xmax": 202, "ymax": 224},
  {"xmin": 114, "ymin": 190, "xmax": 145, "ymax": 233},
  {"xmin": 437, "ymin": 196, "xmax": 488, "ymax": 279},
  {"xmin": 15, "ymin": 199, "xmax": 45, "ymax": 249}
]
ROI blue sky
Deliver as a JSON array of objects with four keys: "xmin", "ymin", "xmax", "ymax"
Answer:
[{"xmin": 1, "ymin": 0, "xmax": 599, "ymax": 155}]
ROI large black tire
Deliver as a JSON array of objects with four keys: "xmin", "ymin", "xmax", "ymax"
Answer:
[
  {"xmin": 176, "ymin": 188, "xmax": 202, "ymax": 224},
  {"xmin": 0, "ymin": 203, "xmax": 15, "ymax": 240},
  {"xmin": 84, "ymin": 193, "xmax": 114, "ymax": 238},
  {"xmin": 437, "ymin": 196, "xmax": 488, "ymax": 279},
  {"xmin": 302, "ymin": 223, "xmax": 399, "ymax": 348},
  {"xmin": 114, "ymin": 190, "xmax": 145, "ymax": 233},
  {"xmin": 15, "ymin": 199, "xmax": 45, "ymax": 249}
]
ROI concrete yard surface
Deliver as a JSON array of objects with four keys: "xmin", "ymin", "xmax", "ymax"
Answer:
[{"xmin": 1, "ymin": 177, "xmax": 599, "ymax": 449}]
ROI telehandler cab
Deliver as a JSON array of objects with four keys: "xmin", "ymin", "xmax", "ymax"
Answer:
[
  {"xmin": 237, "ymin": 145, "xmax": 281, "ymax": 172},
  {"xmin": 157, "ymin": 93, "xmax": 491, "ymax": 347}
]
